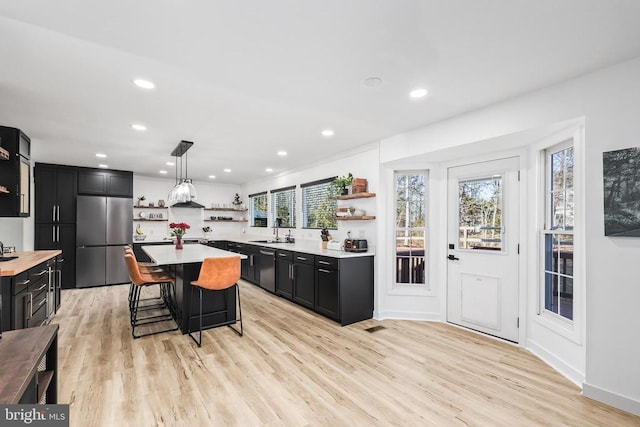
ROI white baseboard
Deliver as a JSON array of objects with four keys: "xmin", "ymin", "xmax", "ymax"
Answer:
[
  {"xmin": 375, "ymin": 310, "xmax": 441, "ymax": 321},
  {"xmin": 526, "ymin": 339, "xmax": 584, "ymax": 387},
  {"xmin": 583, "ymin": 383, "xmax": 640, "ymax": 416}
]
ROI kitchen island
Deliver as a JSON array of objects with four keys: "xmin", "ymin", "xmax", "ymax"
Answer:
[
  {"xmin": 142, "ymin": 244, "xmax": 246, "ymax": 334},
  {"xmin": 1, "ymin": 250, "xmax": 61, "ymax": 332}
]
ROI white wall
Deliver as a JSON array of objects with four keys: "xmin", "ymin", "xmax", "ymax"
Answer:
[
  {"xmin": 133, "ymin": 175, "xmax": 243, "ymax": 239},
  {"xmin": 378, "ymin": 57, "xmax": 640, "ymax": 415}
]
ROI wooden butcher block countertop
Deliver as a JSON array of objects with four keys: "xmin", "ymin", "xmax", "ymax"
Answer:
[{"xmin": 0, "ymin": 250, "xmax": 62, "ymax": 277}]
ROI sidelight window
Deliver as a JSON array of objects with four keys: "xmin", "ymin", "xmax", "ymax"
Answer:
[
  {"xmin": 395, "ymin": 171, "xmax": 427, "ymax": 286},
  {"xmin": 542, "ymin": 140, "xmax": 574, "ymax": 320}
]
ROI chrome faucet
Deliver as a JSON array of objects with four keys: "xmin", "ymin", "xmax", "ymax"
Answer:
[{"xmin": 273, "ymin": 218, "xmax": 282, "ymax": 241}]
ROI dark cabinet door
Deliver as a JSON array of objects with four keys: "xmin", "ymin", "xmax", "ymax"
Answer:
[
  {"xmin": 35, "ymin": 166, "xmax": 57, "ymax": 223},
  {"xmin": 35, "ymin": 224, "xmax": 56, "ymax": 250},
  {"xmin": 56, "ymin": 167, "xmax": 77, "ymax": 223},
  {"xmin": 293, "ymin": 262, "xmax": 315, "ymax": 310},
  {"xmin": 315, "ymin": 267, "xmax": 340, "ymax": 321},
  {"xmin": 276, "ymin": 258, "xmax": 293, "ymax": 300},
  {"xmin": 12, "ymin": 288, "xmax": 28, "ymax": 331},
  {"xmin": 57, "ymin": 224, "xmax": 76, "ymax": 289},
  {"xmin": 78, "ymin": 169, "xmax": 133, "ymax": 197}
]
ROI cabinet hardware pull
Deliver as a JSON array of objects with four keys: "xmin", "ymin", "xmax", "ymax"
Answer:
[
  {"xmin": 291, "ymin": 264, "xmax": 295, "ymax": 280},
  {"xmin": 297, "ymin": 257, "xmax": 307, "ymax": 261},
  {"xmin": 17, "ymin": 279, "xmax": 30, "ymax": 286},
  {"xmin": 52, "ymin": 226, "xmax": 55, "ymax": 242},
  {"xmin": 27, "ymin": 292, "xmax": 33, "ymax": 319},
  {"xmin": 56, "ymin": 205, "xmax": 60, "ymax": 222},
  {"xmin": 37, "ymin": 297, "xmax": 47, "ymax": 307},
  {"xmin": 52, "ymin": 205, "xmax": 56, "ymax": 221},
  {"xmin": 36, "ymin": 269, "xmax": 48, "ymax": 276},
  {"xmin": 318, "ymin": 268, "xmax": 332, "ymax": 273},
  {"xmin": 35, "ymin": 283, "xmax": 48, "ymax": 292},
  {"xmin": 260, "ymin": 251, "xmax": 274, "ymax": 256},
  {"xmin": 56, "ymin": 226, "xmax": 59, "ymax": 242},
  {"xmin": 318, "ymin": 260, "xmax": 330, "ymax": 265},
  {"xmin": 57, "ymin": 270, "xmax": 62, "ymax": 289}
]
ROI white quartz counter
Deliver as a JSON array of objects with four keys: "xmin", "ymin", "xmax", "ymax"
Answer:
[{"xmin": 142, "ymin": 243, "xmax": 247, "ymax": 265}]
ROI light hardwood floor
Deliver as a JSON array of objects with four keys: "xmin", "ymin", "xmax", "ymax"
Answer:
[{"xmin": 52, "ymin": 281, "xmax": 639, "ymax": 426}]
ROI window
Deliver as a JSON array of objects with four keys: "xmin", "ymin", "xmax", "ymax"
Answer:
[
  {"xmin": 543, "ymin": 140, "xmax": 574, "ymax": 320},
  {"xmin": 249, "ymin": 192, "xmax": 268, "ymax": 227},
  {"xmin": 458, "ymin": 176, "xmax": 503, "ymax": 251},
  {"xmin": 395, "ymin": 171, "xmax": 427, "ymax": 285},
  {"xmin": 301, "ymin": 178, "xmax": 337, "ymax": 229},
  {"xmin": 271, "ymin": 186, "xmax": 296, "ymax": 228}
]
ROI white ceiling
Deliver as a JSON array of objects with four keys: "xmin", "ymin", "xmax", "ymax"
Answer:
[{"xmin": 1, "ymin": 1, "xmax": 640, "ymax": 184}]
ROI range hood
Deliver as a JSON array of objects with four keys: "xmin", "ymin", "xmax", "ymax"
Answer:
[{"xmin": 167, "ymin": 140, "xmax": 201, "ymax": 208}]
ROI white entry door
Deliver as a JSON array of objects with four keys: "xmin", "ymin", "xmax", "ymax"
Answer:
[{"xmin": 446, "ymin": 157, "xmax": 520, "ymax": 342}]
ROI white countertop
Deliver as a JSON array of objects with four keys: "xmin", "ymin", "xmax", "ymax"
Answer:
[
  {"xmin": 142, "ymin": 244, "xmax": 247, "ymax": 266},
  {"xmin": 135, "ymin": 234, "xmax": 374, "ymax": 259}
]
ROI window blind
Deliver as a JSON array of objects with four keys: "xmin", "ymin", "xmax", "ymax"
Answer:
[
  {"xmin": 301, "ymin": 178, "xmax": 336, "ymax": 229},
  {"xmin": 249, "ymin": 192, "xmax": 268, "ymax": 227},
  {"xmin": 271, "ymin": 186, "xmax": 296, "ymax": 227}
]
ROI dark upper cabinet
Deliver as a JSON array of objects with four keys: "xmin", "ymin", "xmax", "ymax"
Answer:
[
  {"xmin": 0, "ymin": 126, "xmax": 31, "ymax": 217},
  {"xmin": 35, "ymin": 164, "xmax": 77, "ymax": 224},
  {"xmin": 78, "ymin": 168, "xmax": 133, "ymax": 197}
]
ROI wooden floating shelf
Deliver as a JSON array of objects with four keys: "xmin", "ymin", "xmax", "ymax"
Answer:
[
  {"xmin": 335, "ymin": 215, "xmax": 376, "ymax": 221},
  {"xmin": 204, "ymin": 208, "xmax": 248, "ymax": 212},
  {"xmin": 134, "ymin": 206, "xmax": 168, "ymax": 209},
  {"xmin": 133, "ymin": 219, "xmax": 168, "ymax": 222},
  {"xmin": 335, "ymin": 192, "xmax": 376, "ymax": 200},
  {"xmin": 204, "ymin": 219, "xmax": 248, "ymax": 222}
]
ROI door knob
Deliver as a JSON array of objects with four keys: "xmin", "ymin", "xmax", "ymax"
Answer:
[{"xmin": 447, "ymin": 254, "xmax": 460, "ymax": 261}]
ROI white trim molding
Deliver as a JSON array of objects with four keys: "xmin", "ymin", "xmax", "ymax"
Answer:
[{"xmin": 583, "ymin": 383, "xmax": 640, "ymax": 417}]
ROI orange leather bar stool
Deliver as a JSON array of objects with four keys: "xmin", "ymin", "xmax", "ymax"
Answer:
[
  {"xmin": 188, "ymin": 257, "xmax": 243, "ymax": 347},
  {"xmin": 125, "ymin": 254, "xmax": 178, "ymax": 338},
  {"xmin": 124, "ymin": 246, "xmax": 165, "ymax": 309}
]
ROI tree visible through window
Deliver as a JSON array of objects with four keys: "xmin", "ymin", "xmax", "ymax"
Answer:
[
  {"xmin": 301, "ymin": 178, "xmax": 337, "ymax": 229},
  {"xmin": 395, "ymin": 172, "xmax": 426, "ymax": 285},
  {"xmin": 543, "ymin": 141, "xmax": 574, "ymax": 320},
  {"xmin": 250, "ymin": 192, "xmax": 268, "ymax": 227},
  {"xmin": 271, "ymin": 186, "xmax": 296, "ymax": 228}
]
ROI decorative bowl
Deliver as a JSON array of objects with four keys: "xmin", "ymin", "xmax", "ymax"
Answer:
[{"xmin": 133, "ymin": 234, "xmax": 147, "ymax": 241}]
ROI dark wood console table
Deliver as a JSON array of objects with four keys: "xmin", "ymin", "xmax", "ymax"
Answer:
[{"xmin": 0, "ymin": 324, "xmax": 58, "ymax": 403}]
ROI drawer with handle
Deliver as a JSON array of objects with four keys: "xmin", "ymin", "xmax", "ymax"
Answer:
[
  {"xmin": 315, "ymin": 256, "xmax": 339, "ymax": 270},
  {"xmin": 293, "ymin": 253, "xmax": 314, "ymax": 265}
]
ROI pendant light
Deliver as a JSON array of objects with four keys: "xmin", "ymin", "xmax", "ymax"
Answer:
[{"xmin": 167, "ymin": 140, "xmax": 200, "ymax": 206}]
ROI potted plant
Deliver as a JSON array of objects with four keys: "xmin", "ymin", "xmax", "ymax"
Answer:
[
  {"xmin": 232, "ymin": 193, "xmax": 243, "ymax": 209},
  {"xmin": 332, "ymin": 173, "xmax": 353, "ymax": 196},
  {"xmin": 169, "ymin": 222, "xmax": 190, "ymax": 249},
  {"xmin": 136, "ymin": 195, "xmax": 147, "ymax": 207}
]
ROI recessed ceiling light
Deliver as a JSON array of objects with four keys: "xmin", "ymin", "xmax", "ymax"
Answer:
[
  {"xmin": 266, "ymin": 168, "xmax": 273, "ymax": 172},
  {"xmin": 131, "ymin": 123, "xmax": 147, "ymax": 131},
  {"xmin": 159, "ymin": 170, "xmax": 168, "ymax": 174},
  {"xmin": 133, "ymin": 79, "xmax": 155, "ymax": 89},
  {"xmin": 166, "ymin": 161, "xmax": 175, "ymax": 166},
  {"xmin": 364, "ymin": 77, "xmax": 383, "ymax": 88},
  {"xmin": 224, "ymin": 168, "xmax": 231, "ymax": 173},
  {"xmin": 277, "ymin": 150, "xmax": 287, "ymax": 156},
  {"xmin": 98, "ymin": 164, "xmax": 109, "ymax": 168},
  {"xmin": 208, "ymin": 175, "xmax": 216, "ymax": 179},
  {"xmin": 321, "ymin": 129, "xmax": 334, "ymax": 137},
  {"xmin": 409, "ymin": 88, "xmax": 428, "ymax": 99},
  {"xmin": 95, "ymin": 153, "xmax": 107, "ymax": 158}
]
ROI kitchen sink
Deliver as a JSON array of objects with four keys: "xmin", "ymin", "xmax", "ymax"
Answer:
[
  {"xmin": 249, "ymin": 240, "xmax": 288, "ymax": 244},
  {"xmin": 0, "ymin": 255, "xmax": 19, "ymax": 262}
]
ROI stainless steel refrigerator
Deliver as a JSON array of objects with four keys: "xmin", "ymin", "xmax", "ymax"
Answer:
[{"xmin": 76, "ymin": 196, "xmax": 132, "ymax": 288}]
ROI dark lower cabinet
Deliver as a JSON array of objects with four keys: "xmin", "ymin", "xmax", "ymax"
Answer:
[
  {"xmin": 275, "ymin": 250, "xmax": 293, "ymax": 299},
  {"xmin": 292, "ymin": 253, "xmax": 315, "ymax": 310},
  {"xmin": 35, "ymin": 223, "xmax": 76, "ymax": 289},
  {"xmin": 315, "ymin": 266, "xmax": 340, "ymax": 321}
]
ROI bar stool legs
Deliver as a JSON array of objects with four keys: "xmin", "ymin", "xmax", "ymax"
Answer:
[{"xmin": 188, "ymin": 283, "xmax": 243, "ymax": 347}]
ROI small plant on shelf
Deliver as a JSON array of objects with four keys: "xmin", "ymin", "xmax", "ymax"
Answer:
[
  {"xmin": 232, "ymin": 193, "xmax": 243, "ymax": 208},
  {"xmin": 136, "ymin": 195, "xmax": 146, "ymax": 207},
  {"xmin": 331, "ymin": 173, "xmax": 353, "ymax": 196}
]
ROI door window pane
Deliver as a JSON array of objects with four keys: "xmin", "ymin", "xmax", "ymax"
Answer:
[
  {"xmin": 458, "ymin": 176, "xmax": 503, "ymax": 250},
  {"xmin": 250, "ymin": 193, "xmax": 268, "ymax": 227}
]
